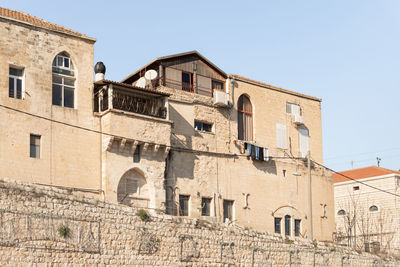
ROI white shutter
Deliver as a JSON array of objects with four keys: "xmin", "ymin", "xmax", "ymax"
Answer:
[
  {"xmin": 292, "ymin": 104, "xmax": 300, "ymax": 116},
  {"xmin": 299, "ymin": 127, "xmax": 309, "ymax": 157},
  {"xmin": 276, "ymin": 123, "xmax": 287, "ymax": 149}
]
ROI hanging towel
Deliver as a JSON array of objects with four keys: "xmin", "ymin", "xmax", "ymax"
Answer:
[
  {"xmin": 247, "ymin": 143, "xmax": 252, "ymax": 156},
  {"xmin": 263, "ymin": 147, "xmax": 269, "ymax": 161},
  {"xmin": 259, "ymin": 146, "xmax": 264, "ymax": 161},
  {"xmin": 251, "ymin": 145, "xmax": 256, "ymax": 159},
  {"xmin": 255, "ymin": 146, "xmax": 260, "ymax": 160}
]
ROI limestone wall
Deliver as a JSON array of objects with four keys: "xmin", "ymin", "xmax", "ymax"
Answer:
[{"xmin": 0, "ymin": 178, "xmax": 397, "ymax": 266}]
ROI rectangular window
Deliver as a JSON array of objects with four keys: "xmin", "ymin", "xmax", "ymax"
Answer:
[
  {"xmin": 194, "ymin": 121, "xmax": 212, "ymax": 132},
  {"xmin": 294, "ymin": 219, "xmax": 301, "ymax": 236},
  {"xmin": 353, "ymin": 186, "xmax": 360, "ymax": 191},
  {"xmin": 179, "ymin": 195, "xmax": 190, "ymax": 216},
  {"xmin": 212, "ymin": 80, "xmax": 224, "ymax": 92},
  {"xmin": 223, "ymin": 200, "xmax": 234, "ymax": 222},
  {"xmin": 284, "ymin": 215, "xmax": 291, "ymax": 236},
  {"xmin": 274, "ymin": 217, "xmax": 281, "ymax": 234},
  {"xmin": 9, "ymin": 67, "xmax": 24, "ymax": 99},
  {"xmin": 30, "ymin": 134, "xmax": 40, "ymax": 158},
  {"xmin": 201, "ymin": 197, "xmax": 212, "ymax": 216},
  {"xmin": 133, "ymin": 145, "xmax": 141, "ymax": 163},
  {"xmin": 52, "ymin": 75, "xmax": 74, "ymax": 108},
  {"xmin": 276, "ymin": 123, "xmax": 287, "ymax": 149},
  {"xmin": 181, "ymin": 71, "xmax": 193, "ymax": 92}
]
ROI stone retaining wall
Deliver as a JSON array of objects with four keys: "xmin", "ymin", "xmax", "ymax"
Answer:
[{"xmin": 0, "ymin": 178, "xmax": 397, "ymax": 266}]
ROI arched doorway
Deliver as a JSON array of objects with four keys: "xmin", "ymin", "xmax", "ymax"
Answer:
[{"xmin": 117, "ymin": 169, "xmax": 149, "ymax": 207}]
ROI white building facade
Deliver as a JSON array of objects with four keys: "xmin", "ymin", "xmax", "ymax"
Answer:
[{"xmin": 334, "ymin": 166, "xmax": 400, "ymax": 255}]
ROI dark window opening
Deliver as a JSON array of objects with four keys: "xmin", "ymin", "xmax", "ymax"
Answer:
[
  {"xmin": 212, "ymin": 80, "xmax": 224, "ymax": 92},
  {"xmin": 294, "ymin": 219, "xmax": 301, "ymax": 236},
  {"xmin": 182, "ymin": 71, "xmax": 193, "ymax": 92},
  {"xmin": 179, "ymin": 195, "xmax": 190, "ymax": 216},
  {"xmin": 201, "ymin": 197, "xmax": 212, "ymax": 216},
  {"xmin": 274, "ymin": 217, "xmax": 281, "ymax": 234},
  {"xmin": 194, "ymin": 121, "xmax": 212, "ymax": 132},
  {"xmin": 369, "ymin": 205, "xmax": 378, "ymax": 212},
  {"xmin": 337, "ymin": 209, "xmax": 346, "ymax": 216},
  {"xmin": 223, "ymin": 200, "xmax": 234, "ymax": 222},
  {"xmin": 284, "ymin": 215, "xmax": 291, "ymax": 236},
  {"xmin": 133, "ymin": 145, "xmax": 141, "ymax": 163},
  {"xmin": 353, "ymin": 186, "xmax": 360, "ymax": 191},
  {"xmin": 30, "ymin": 134, "xmax": 41, "ymax": 158}
]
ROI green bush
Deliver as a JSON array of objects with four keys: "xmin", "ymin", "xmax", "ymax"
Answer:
[
  {"xmin": 58, "ymin": 225, "xmax": 70, "ymax": 238},
  {"xmin": 138, "ymin": 209, "xmax": 149, "ymax": 221}
]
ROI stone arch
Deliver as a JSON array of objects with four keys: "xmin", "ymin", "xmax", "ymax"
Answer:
[{"xmin": 117, "ymin": 168, "xmax": 150, "ymax": 207}]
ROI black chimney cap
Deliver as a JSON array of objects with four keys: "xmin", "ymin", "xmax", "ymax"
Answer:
[{"xmin": 95, "ymin": 62, "xmax": 106, "ymax": 74}]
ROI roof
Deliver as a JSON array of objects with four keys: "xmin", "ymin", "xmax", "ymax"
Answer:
[
  {"xmin": 94, "ymin": 79, "xmax": 170, "ymax": 97},
  {"xmin": 333, "ymin": 166, "xmax": 400, "ymax": 183},
  {"xmin": 231, "ymin": 74, "xmax": 321, "ymax": 102},
  {"xmin": 121, "ymin": 50, "xmax": 227, "ymax": 84},
  {"xmin": 0, "ymin": 6, "xmax": 95, "ymax": 41}
]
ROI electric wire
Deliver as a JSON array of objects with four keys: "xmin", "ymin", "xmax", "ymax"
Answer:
[
  {"xmin": 311, "ymin": 160, "xmax": 400, "ymax": 198},
  {"xmin": 2, "ymin": 103, "xmax": 399, "ymax": 198},
  {"xmin": 0, "ymin": 103, "xmax": 294, "ymax": 160}
]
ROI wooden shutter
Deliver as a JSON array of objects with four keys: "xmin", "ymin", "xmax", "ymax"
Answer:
[
  {"xmin": 298, "ymin": 126, "xmax": 309, "ymax": 157},
  {"xmin": 276, "ymin": 123, "xmax": 287, "ymax": 149},
  {"xmin": 197, "ymin": 75, "xmax": 212, "ymax": 96}
]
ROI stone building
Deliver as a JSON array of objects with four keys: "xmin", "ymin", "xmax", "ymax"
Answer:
[
  {"xmin": 0, "ymin": 6, "xmax": 334, "ymax": 241},
  {"xmin": 334, "ymin": 166, "xmax": 400, "ymax": 254}
]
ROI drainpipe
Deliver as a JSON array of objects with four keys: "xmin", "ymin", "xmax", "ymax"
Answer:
[{"xmin": 308, "ymin": 151, "xmax": 314, "ymax": 241}]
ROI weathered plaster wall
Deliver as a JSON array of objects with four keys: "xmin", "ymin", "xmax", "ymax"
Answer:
[
  {"xmin": 161, "ymin": 80, "xmax": 333, "ymax": 241},
  {"xmin": 0, "ymin": 178, "xmax": 397, "ymax": 266},
  {"xmin": 0, "ymin": 17, "xmax": 100, "ymax": 190}
]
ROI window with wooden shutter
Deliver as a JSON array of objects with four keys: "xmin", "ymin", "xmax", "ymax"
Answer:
[
  {"xmin": 298, "ymin": 126, "xmax": 309, "ymax": 157},
  {"xmin": 238, "ymin": 95, "xmax": 253, "ymax": 141},
  {"xmin": 276, "ymin": 123, "xmax": 287, "ymax": 149}
]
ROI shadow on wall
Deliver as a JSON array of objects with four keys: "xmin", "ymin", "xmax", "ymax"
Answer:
[
  {"xmin": 169, "ymin": 105, "xmax": 196, "ymax": 136},
  {"xmin": 251, "ymin": 158, "xmax": 278, "ymax": 175}
]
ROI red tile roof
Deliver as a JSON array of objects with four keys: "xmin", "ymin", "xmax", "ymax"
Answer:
[
  {"xmin": 333, "ymin": 166, "xmax": 400, "ymax": 183},
  {"xmin": 0, "ymin": 6, "xmax": 94, "ymax": 41},
  {"xmin": 231, "ymin": 74, "xmax": 321, "ymax": 102}
]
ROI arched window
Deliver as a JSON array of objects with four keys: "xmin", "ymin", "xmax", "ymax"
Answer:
[
  {"xmin": 52, "ymin": 52, "xmax": 75, "ymax": 108},
  {"xmin": 369, "ymin": 205, "xmax": 378, "ymax": 212},
  {"xmin": 337, "ymin": 209, "xmax": 346, "ymax": 216},
  {"xmin": 117, "ymin": 169, "xmax": 149, "ymax": 207},
  {"xmin": 238, "ymin": 95, "xmax": 252, "ymax": 141}
]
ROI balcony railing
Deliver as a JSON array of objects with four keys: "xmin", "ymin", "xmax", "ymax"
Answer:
[{"xmin": 94, "ymin": 85, "xmax": 167, "ymax": 119}]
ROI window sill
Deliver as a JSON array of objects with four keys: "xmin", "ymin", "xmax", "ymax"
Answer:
[{"xmin": 195, "ymin": 130, "xmax": 215, "ymax": 135}]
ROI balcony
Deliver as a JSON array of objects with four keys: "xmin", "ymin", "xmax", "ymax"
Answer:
[{"xmin": 94, "ymin": 80, "xmax": 169, "ymax": 119}]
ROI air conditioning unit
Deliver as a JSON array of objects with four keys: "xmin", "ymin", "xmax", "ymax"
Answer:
[
  {"xmin": 292, "ymin": 114, "xmax": 303, "ymax": 125},
  {"xmin": 213, "ymin": 91, "xmax": 228, "ymax": 107}
]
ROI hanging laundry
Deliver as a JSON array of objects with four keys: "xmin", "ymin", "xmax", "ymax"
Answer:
[
  {"xmin": 246, "ymin": 143, "xmax": 252, "ymax": 157},
  {"xmin": 259, "ymin": 146, "xmax": 264, "ymax": 161},
  {"xmin": 251, "ymin": 145, "xmax": 256, "ymax": 159},
  {"xmin": 263, "ymin": 147, "xmax": 269, "ymax": 161},
  {"xmin": 255, "ymin": 146, "xmax": 260, "ymax": 160}
]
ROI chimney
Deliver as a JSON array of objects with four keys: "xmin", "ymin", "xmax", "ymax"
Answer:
[{"xmin": 94, "ymin": 61, "xmax": 106, "ymax": 81}]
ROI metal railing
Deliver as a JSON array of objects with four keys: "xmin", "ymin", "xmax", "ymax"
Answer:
[{"xmin": 95, "ymin": 86, "xmax": 167, "ymax": 119}]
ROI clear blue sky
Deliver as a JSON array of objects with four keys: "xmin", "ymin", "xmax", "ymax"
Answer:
[{"xmin": 3, "ymin": 1, "xmax": 400, "ymax": 171}]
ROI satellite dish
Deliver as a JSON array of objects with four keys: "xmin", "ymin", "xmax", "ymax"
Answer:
[
  {"xmin": 144, "ymin": 69, "xmax": 158, "ymax": 80},
  {"xmin": 136, "ymin": 77, "xmax": 146, "ymax": 88}
]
